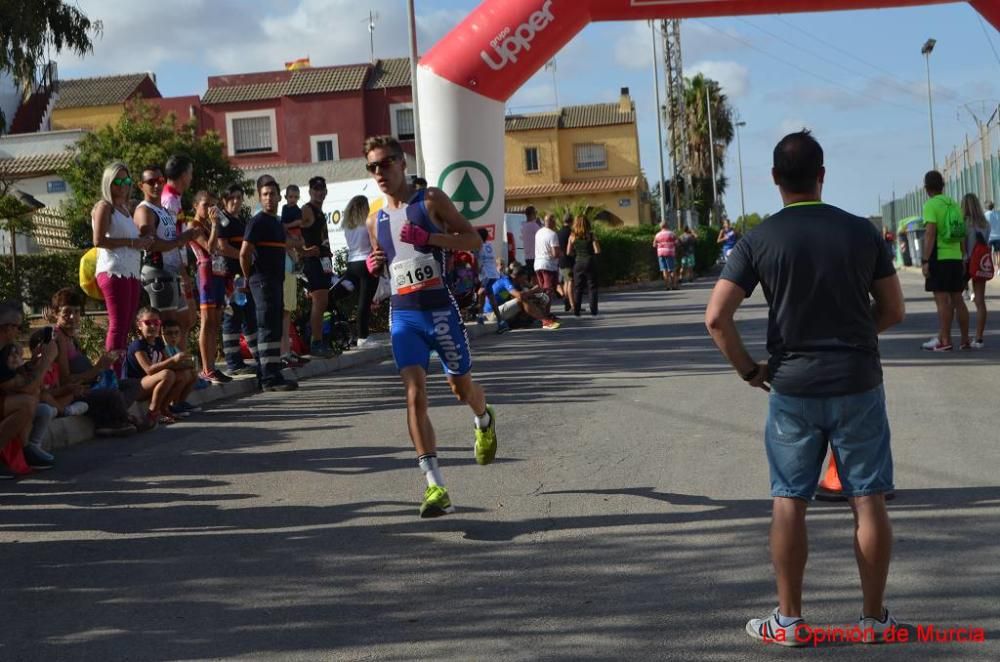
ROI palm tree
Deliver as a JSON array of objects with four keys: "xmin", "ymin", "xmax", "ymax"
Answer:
[{"xmin": 685, "ymin": 74, "xmax": 734, "ymax": 224}]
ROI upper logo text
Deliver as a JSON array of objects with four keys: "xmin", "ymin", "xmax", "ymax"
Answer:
[{"xmin": 480, "ymin": 0, "xmax": 555, "ymax": 71}]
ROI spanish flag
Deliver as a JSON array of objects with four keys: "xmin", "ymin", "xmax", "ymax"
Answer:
[{"xmin": 285, "ymin": 57, "xmax": 311, "ymax": 71}]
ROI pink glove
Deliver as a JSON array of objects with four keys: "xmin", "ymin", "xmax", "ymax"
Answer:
[
  {"xmin": 399, "ymin": 223, "xmax": 430, "ymax": 247},
  {"xmin": 366, "ymin": 252, "xmax": 383, "ymax": 275}
]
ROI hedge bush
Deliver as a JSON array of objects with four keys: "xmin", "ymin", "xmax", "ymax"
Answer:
[
  {"xmin": 589, "ymin": 223, "xmax": 722, "ymax": 286},
  {"xmin": 0, "ymin": 252, "xmax": 86, "ymax": 310}
]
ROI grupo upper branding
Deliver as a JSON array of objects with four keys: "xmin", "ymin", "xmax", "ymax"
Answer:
[{"xmin": 480, "ymin": 0, "xmax": 555, "ymax": 71}]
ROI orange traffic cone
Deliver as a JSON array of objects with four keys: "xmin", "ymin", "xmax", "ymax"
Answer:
[
  {"xmin": 815, "ymin": 453, "xmax": 895, "ymax": 502},
  {"xmin": 815, "ymin": 453, "xmax": 846, "ymax": 501}
]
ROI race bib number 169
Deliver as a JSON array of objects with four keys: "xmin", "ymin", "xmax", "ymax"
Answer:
[{"xmin": 390, "ymin": 253, "xmax": 443, "ymax": 296}]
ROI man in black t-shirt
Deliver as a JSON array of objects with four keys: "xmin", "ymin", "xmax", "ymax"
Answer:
[
  {"xmin": 300, "ymin": 176, "xmax": 334, "ymax": 358},
  {"xmin": 241, "ymin": 176, "xmax": 298, "ymax": 391},
  {"xmin": 705, "ymin": 131, "xmax": 906, "ymax": 645},
  {"xmin": 556, "ymin": 214, "xmax": 574, "ymax": 312},
  {"xmin": 217, "ymin": 185, "xmax": 258, "ymax": 376}
]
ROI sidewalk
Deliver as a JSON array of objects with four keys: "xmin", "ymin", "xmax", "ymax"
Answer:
[{"xmin": 40, "ymin": 320, "xmax": 499, "ymax": 452}]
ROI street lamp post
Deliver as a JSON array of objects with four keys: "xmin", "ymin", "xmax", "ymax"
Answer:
[
  {"xmin": 735, "ymin": 120, "xmax": 747, "ymax": 233},
  {"xmin": 922, "ymin": 38, "xmax": 937, "ymax": 170},
  {"xmin": 706, "ymin": 88, "xmax": 718, "ymax": 225},
  {"xmin": 650, "ymin": 21, "xmax": 668, "ymax": 227},
  {"xmin": 407, "ymin": 0, "xmax": 424, "ymax": 176}
]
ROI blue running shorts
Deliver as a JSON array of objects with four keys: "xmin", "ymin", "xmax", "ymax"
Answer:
[{"xmin": 390, "ymin": 306, "xmax": 472, "ymax": 376}]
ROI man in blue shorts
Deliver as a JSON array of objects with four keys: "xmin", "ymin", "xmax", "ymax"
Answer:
[
  {"xmin": 364, "ymin": 135, "xmax": 498, "ymax": 518},
  {"xmin": 705, "ymin": 130, "xmax": 906, "ymax": 646}
]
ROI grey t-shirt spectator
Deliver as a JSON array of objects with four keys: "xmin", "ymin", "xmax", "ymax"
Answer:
[{"xmin": 720, "ymin": 202, "xmax": 895, "ymax": 397}]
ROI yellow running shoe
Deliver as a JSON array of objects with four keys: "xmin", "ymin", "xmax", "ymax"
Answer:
[
  {"xmin": 419, "ymin": 485, "xmax": 454, "ymax": 518},
  {"xmin": 474, "ymin": 405, "xmax": 498, "ymax": 465}
]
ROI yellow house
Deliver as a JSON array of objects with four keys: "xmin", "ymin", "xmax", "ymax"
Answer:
[
  {"xmin": 50, "ymin": 73, "xmax": 161, "ymax": 131},
  {"xmin": 504, "ymin": 88, "xmax": 651, "ymax": 226}
]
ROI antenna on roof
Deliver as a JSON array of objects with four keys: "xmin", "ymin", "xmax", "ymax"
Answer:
[{"xmin": 362, "ymin": 11, "xmax": 380, "ymax": 63}]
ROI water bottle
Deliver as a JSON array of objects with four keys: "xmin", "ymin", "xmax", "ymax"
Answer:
[
  {"xmin": 233, "ymin": 276, "xmax": 248, "ymax": 306},
  {"xmin": 218, "ymin": 207, "xmax": 230, "ymax": 228}
]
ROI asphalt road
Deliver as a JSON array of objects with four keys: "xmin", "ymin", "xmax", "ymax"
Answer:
[{"xmin": 2, "ymin": 271, "xmax": 998, "ymax": 661}]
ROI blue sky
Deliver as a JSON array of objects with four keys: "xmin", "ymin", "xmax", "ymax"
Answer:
[{"xmin": 59, "ymin": 0, "xmax": 1000, "ymax": 218}]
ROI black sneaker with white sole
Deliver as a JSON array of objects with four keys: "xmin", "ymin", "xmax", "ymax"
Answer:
[{"xmin": 22, "ymin": 445, "xmax": 54, "ymax": 471}]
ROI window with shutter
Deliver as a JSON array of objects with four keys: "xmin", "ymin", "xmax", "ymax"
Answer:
[
  {"xmin": 574, "ymin": 143, "xmax": 607, "ymax": 171},
  {"xmin": 232, "ymin": 116, "xmax": 273, "ymax": 154},
  {"xmin": 396, "ymin": 108, "xmax": 415, "ymax": 141},
  {"xmin": 524, "ymin": 147, "xmax": 540, "ymax": 173}
]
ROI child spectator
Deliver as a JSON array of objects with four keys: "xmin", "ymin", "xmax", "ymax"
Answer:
[
  {"xmin": 281, "ymin": 184, "xmax": 309, "ymax": 365},
  {"xmin": 126, "ymin": 307, "xmax": 194, "ymax": 426},
  {"xmin": 160, "ymin": 319, "xmax": 200, "ymax": 417},
  {"xmin": 0, "ymin": 340, "xmax": 57, "ymax": 469},
  {"xmin": 28, "ymin": 329, "xmax": 89, "ymax": 417},
  {"xmin": 189, "ymin": 191, "xmax": 233, "ymax": 384},
  {"xmin": 48, "ymin": 288, "xmax": 145, "ymax": 435}
]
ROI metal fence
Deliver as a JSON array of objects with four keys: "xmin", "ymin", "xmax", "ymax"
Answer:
[{"xmin": 882, "ymin": 104, "xmax": 1000, "ymax": 226}]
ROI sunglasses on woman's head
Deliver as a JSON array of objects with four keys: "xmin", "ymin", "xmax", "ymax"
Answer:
[
  {"xmin": 365, "ymin": 155, "xmax": 399, "ymax": 174},
  {"xmin": 112, "ymin": 176, "xmax": 133, "ymax": 186}
]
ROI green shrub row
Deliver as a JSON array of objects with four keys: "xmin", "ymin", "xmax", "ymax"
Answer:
[
  {"xmin": 0, "ymin": 252, "xmax": 86, "ymax": 310},
  {"xmin": 591, "ymin": 224, "xmax": 722, "ymax": 286}
]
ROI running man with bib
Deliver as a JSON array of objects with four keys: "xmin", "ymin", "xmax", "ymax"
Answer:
[{"xmin": 363, "ymin": 135, "xmax": 498, "ymax": 518}]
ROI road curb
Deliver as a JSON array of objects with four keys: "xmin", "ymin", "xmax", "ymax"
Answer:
[{"xmin": 42, "ymin": 320, "xmax": 499, "ymax": 452}]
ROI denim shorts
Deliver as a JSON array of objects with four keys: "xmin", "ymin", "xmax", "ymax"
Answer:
[
  {"xmin": 658, "ymin": 255, "xmax": 676, "ymax": 272},
  {"xmin": 765, "ymin": 384, "xmax": 893, "ymax": 499}
]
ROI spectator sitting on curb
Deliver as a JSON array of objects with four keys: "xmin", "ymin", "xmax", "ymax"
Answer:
[
  {"xmin": 48, "ymin": 288, "xmax": 145, "ymax": 436},
  {"xmin": 161, "ymin": 319, "xmax": 200, "ymax": 418},
  {"xmin": 0, "ymin": 332, "xmax": 58, "ymax": 471},
  {"xmin": 484, "ymin": 266, "xmax": 559, "ymax": 330},
  {"xmin": 1, "ymin": 301, "xmax": 41, "ymax": 479},
  {"xmin": 28, "ymin": 329, "xmax": 89, "ymax": 420},
  {"xmin": 125, "ymin": 307, "xmax": 192, "ymax": 427}
]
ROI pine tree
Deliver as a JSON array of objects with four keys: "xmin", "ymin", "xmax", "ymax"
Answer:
[{"xmin": 451, "ymin": 171, "xmax": 484, "ymax": 215}]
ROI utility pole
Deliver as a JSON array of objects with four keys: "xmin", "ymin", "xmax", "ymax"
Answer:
[
  {"xmin": 406, "ymin": 0, "xmax": 423, "ymax": 176},
  {"xmin": 706, "ymin": 86, "xmax": 718, "ymax": 225},
  {"xmin": 661, "ymin": 19, "xmax": 691, "ymax": 229},
  {"xmin": 650, "ymin": 21, "xmax": 667, "ymax": 226}
]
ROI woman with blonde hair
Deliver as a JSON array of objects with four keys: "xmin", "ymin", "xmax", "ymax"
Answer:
[
  {"xmin": 91, "ymin": 162, "xmax": 153, "ymax": 374},
  {"xmin": 567, "ymin": 215, "xmax": 602, "ymax": 316},
  {"xmin": 962, "ymin": 192, "xmax": 991, "ymax": 348},
  {"xmin": 342, "ymin": 195, "xmax": 380, "ymax": 347}
]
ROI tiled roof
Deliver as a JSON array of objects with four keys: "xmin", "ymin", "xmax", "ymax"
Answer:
[
  {"xmin": 505, "ymin": 176, "xmax": 640, "ymax": 199},
  {"xmin": 29, "ymin": 208, "xmax": 75, "ymax": 252},
  {"xmin": 505, "ymin": 112, "xmax": 560, "ymax": 132},
  {"xmin": 367, "ymin": 58, "xmax": 412, "ymax": 89},
  {"xmin": 0, "ymin": 151, "xmax": 75, "ymax": 177},
  {"xmin": 506, "ymin": 102, "xmax": 634, "ymax": 132},
  {"xmin": 286, "ymin": 65, "xmax": 369, "ymax": 96},
  {"xmin": 203, "ymin": 64, "xmax": 371, "ymax": 104},
  {"xmin": 202, "ymin": 81, "xmax": 286, "ymax": 104},
  {"xmin": 55, "ymin": 73, "xmax": 152, "ymax": 109}
]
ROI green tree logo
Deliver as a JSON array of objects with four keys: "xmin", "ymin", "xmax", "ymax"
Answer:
[{"xmin": 438, "ymin": 161, "xmax": 494, "ymax": 220}]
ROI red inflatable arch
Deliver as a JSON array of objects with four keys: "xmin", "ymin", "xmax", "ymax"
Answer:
[{"xmin": 415, "ymin": 0, "xmax": 1000, "ymax": 229}]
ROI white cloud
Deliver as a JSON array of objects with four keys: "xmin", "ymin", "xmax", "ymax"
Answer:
[
  {"xmin": 56, "ymin": 0, "xmax": 461, "ymax": 91},
  {"xmin": 688, "ymin": 60, "xmax": 749, "ymax": 98}
]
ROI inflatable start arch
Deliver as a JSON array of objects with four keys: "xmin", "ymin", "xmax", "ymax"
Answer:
[{"xmin": 417, "ymin": 0, "xmax": 1000, "ymax": 226}]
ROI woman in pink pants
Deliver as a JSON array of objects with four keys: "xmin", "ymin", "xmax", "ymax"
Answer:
[{"xmin": 91, "ymin": 162, "xmax": 152, "ymax": 375}]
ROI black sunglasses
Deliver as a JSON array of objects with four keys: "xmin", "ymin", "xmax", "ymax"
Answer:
[{"xmin": 366, "ymin": 155, "xmax": 400, "ymax": 174}]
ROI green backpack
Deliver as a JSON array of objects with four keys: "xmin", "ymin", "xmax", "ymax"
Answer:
[{"xmin": 938, "ymin": 197, "xmax": 966, "ymax": 242}]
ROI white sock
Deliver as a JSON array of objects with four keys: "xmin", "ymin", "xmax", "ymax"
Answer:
[
  {"xmin": 418, "ymin": 454, "xmax": 445, "ymax": 487},
  {"xmin": 776, "ymin": 612, "xmax": 800, "ymax": 627},
  {"xmin": 474, "ymin": 407, "xmax": 492, "ymax": 430}
]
